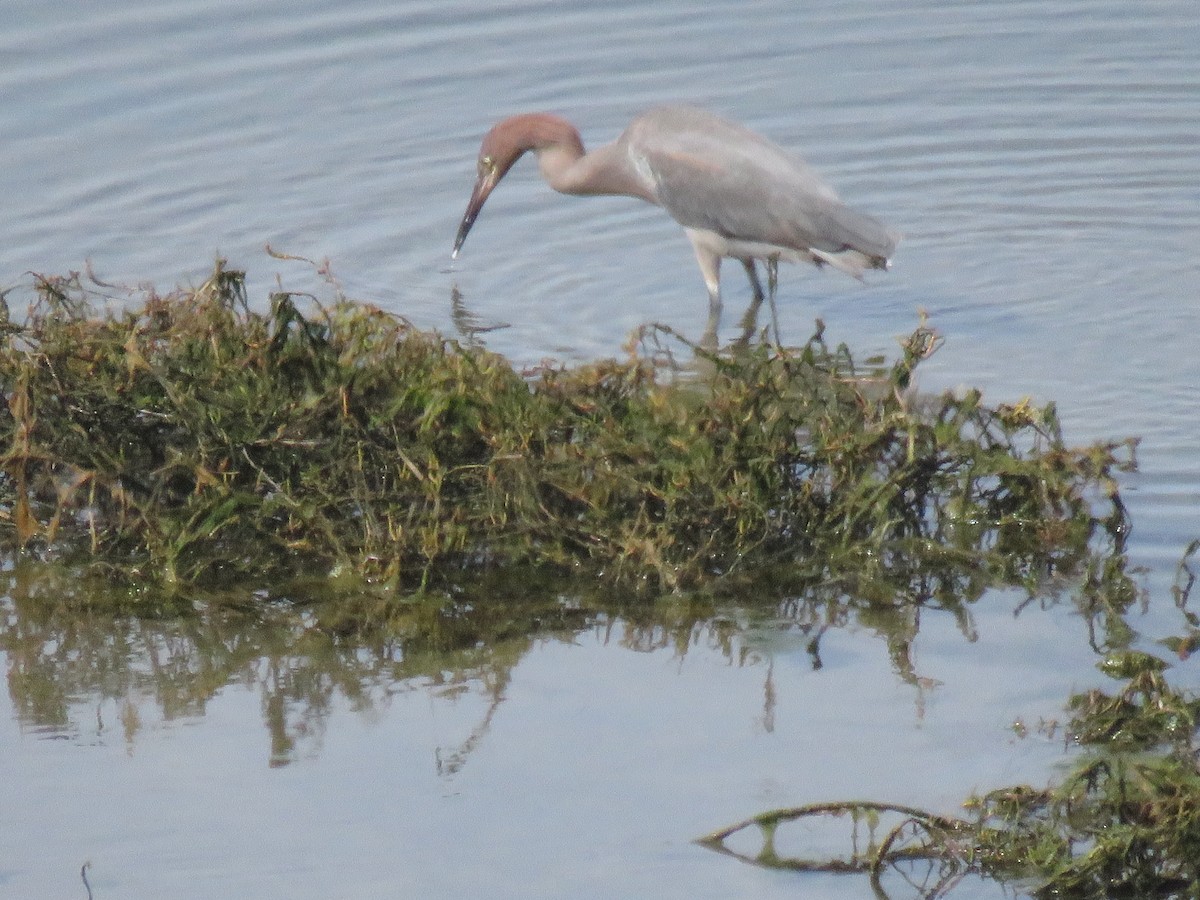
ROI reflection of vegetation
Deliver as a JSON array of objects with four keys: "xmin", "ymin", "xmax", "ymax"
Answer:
[
  {"xmin": 0, "ymin": 262, "xmax": 1132, "ymax": 596},
  {"xmin": 700, "ymin": 548, "xmax": 1200, "ymax": 899},
  {"xmin": 1, "ymin": 527, "xmax": 1139, "ymax": 773},
  {"xmin": 0, "ymin": 564, "xmax": 591, "ymax": 767},
  {"xmin": 0, "ymin": 535, "xmax": 1143, "ymax": 776}
]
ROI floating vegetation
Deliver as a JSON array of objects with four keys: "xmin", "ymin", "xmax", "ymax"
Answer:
[
  {"xmin": 698, "ymin": 542, "xmax": 1200, "ymax": 897},
  {"xmin": 700, "ymin": 644, "xmax": 1200, "ymax": 899},
  {"xmin": 0, "ymin": 260, "xmax": 1134, "ymax": 596}
]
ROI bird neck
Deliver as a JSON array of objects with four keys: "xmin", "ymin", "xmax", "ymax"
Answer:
[
  {"xmin": 491, "ymin": 113, "xmax": 651, "ymax": 201},
  {"xmin": 542, "ymin": 141, "xmax": 649, "ymax": 199}
]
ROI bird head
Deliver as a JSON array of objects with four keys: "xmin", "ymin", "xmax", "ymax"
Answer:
[{"xmin": 452, "ymin": 124, "xmax": 526, "ymax": 259}]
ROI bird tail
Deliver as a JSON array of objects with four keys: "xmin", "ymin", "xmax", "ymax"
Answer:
[
  {"xmin": 810, "ymin": 245, "xmax": 892, "ymax": 280},
  {"xmin": 812, "ymin": 202, "xmax": 900, "ymax": 278}
]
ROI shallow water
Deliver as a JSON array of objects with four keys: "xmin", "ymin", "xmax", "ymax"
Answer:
[
  {"xmin": 1, "ymin": 1, "xmax": 1198, "ymax": 897},
  {"xmin": 1, "ymin": 586, "xmax": 1097, "ymax": 899}
]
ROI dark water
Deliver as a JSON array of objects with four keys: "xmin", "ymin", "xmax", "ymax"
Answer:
[{"xmin": 1, "ymin": 1, "xmax": 1197, "ymax": 897}]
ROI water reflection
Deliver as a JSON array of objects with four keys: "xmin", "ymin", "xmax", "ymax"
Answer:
[
  {"xmin": 449, "ymin": 283, "xmax": 510, "ymax": 350},
  {"xmin": 0, "ymin": 566, "xmax": 590, "ymax": 767},
  {"xmin": 451, "ymin": 279, "xmax": 776, "ymax": 353},
  {"xmin": 2, "ymin": 520, "xmax": 1136, "ymax": 770}
]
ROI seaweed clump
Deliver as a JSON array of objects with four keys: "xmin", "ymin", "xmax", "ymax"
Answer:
[{"xmin": 0, "ymin": 261, "xmax": 1131, "ymax": 591}]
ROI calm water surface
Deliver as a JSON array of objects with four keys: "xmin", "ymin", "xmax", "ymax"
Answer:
[{"xmin": 1, "ymin": 1, "xmax": 1197, "ymax": 897}]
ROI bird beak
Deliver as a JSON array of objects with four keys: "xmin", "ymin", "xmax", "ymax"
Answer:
[{"xmin": 452, "ymin": 171, "xmax": 495, "ymax": 259}]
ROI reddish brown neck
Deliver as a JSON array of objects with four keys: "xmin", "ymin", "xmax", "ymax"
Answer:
[
  {"xmin": 481, "ymin": 112, "xmax": 652, "ymax": 201},
  {"xmin": 485, "ymin": 113, "xmax": 585, "ymax": 159}
]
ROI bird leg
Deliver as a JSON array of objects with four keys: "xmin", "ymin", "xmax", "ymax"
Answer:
[
  {"xmin": 766, "ymin": 257, "xmax": 782, "ymax": 346},
  {"xmin": 741, "ymin": 259, "xmax": 766, "ymax": 305},
  {"xmin": 736, "ymin": 259, "xmax": 766, "ymax": 340},
  {"xmin": 690, "ymin": 243, "xmax": 723, "ymax": 315},
  {"xmin": 690, "ymin": 241, "xmax": 724, "ymax": 349}
]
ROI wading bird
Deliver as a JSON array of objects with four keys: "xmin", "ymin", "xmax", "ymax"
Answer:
[{"xmin": 452, "ymin": 105, "xmax": 898, "ymax": 332}]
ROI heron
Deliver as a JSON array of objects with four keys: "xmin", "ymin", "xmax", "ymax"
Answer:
[{"xmin": 452, "ymin": 105, "xmax": 898, "ymax": 331}]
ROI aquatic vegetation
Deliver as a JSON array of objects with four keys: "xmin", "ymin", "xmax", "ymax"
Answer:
[
  {"xmin": 965, "ymin": 652, "xmax": 1200, "ymax": 897},
  {"xmin": 3, "ymin": 260, "xmax": 1191, "ymax": 896},
  {"xmin": 0, "ymin": 261, "xmax": 1133, "ymax": 597},
  {"xmin": 699, "ymin": 573, "xmax": 1200, "ymax": 899}
]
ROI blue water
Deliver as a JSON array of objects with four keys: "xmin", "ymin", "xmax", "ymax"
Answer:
[{"xmin": 1, "ymin": 1, "xmax": 1197, "ymax": 897}]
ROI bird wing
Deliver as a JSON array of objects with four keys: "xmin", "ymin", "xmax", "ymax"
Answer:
[{"xmin": 624, "ymin": 106, "xmax": 896, "ymax": 262}]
